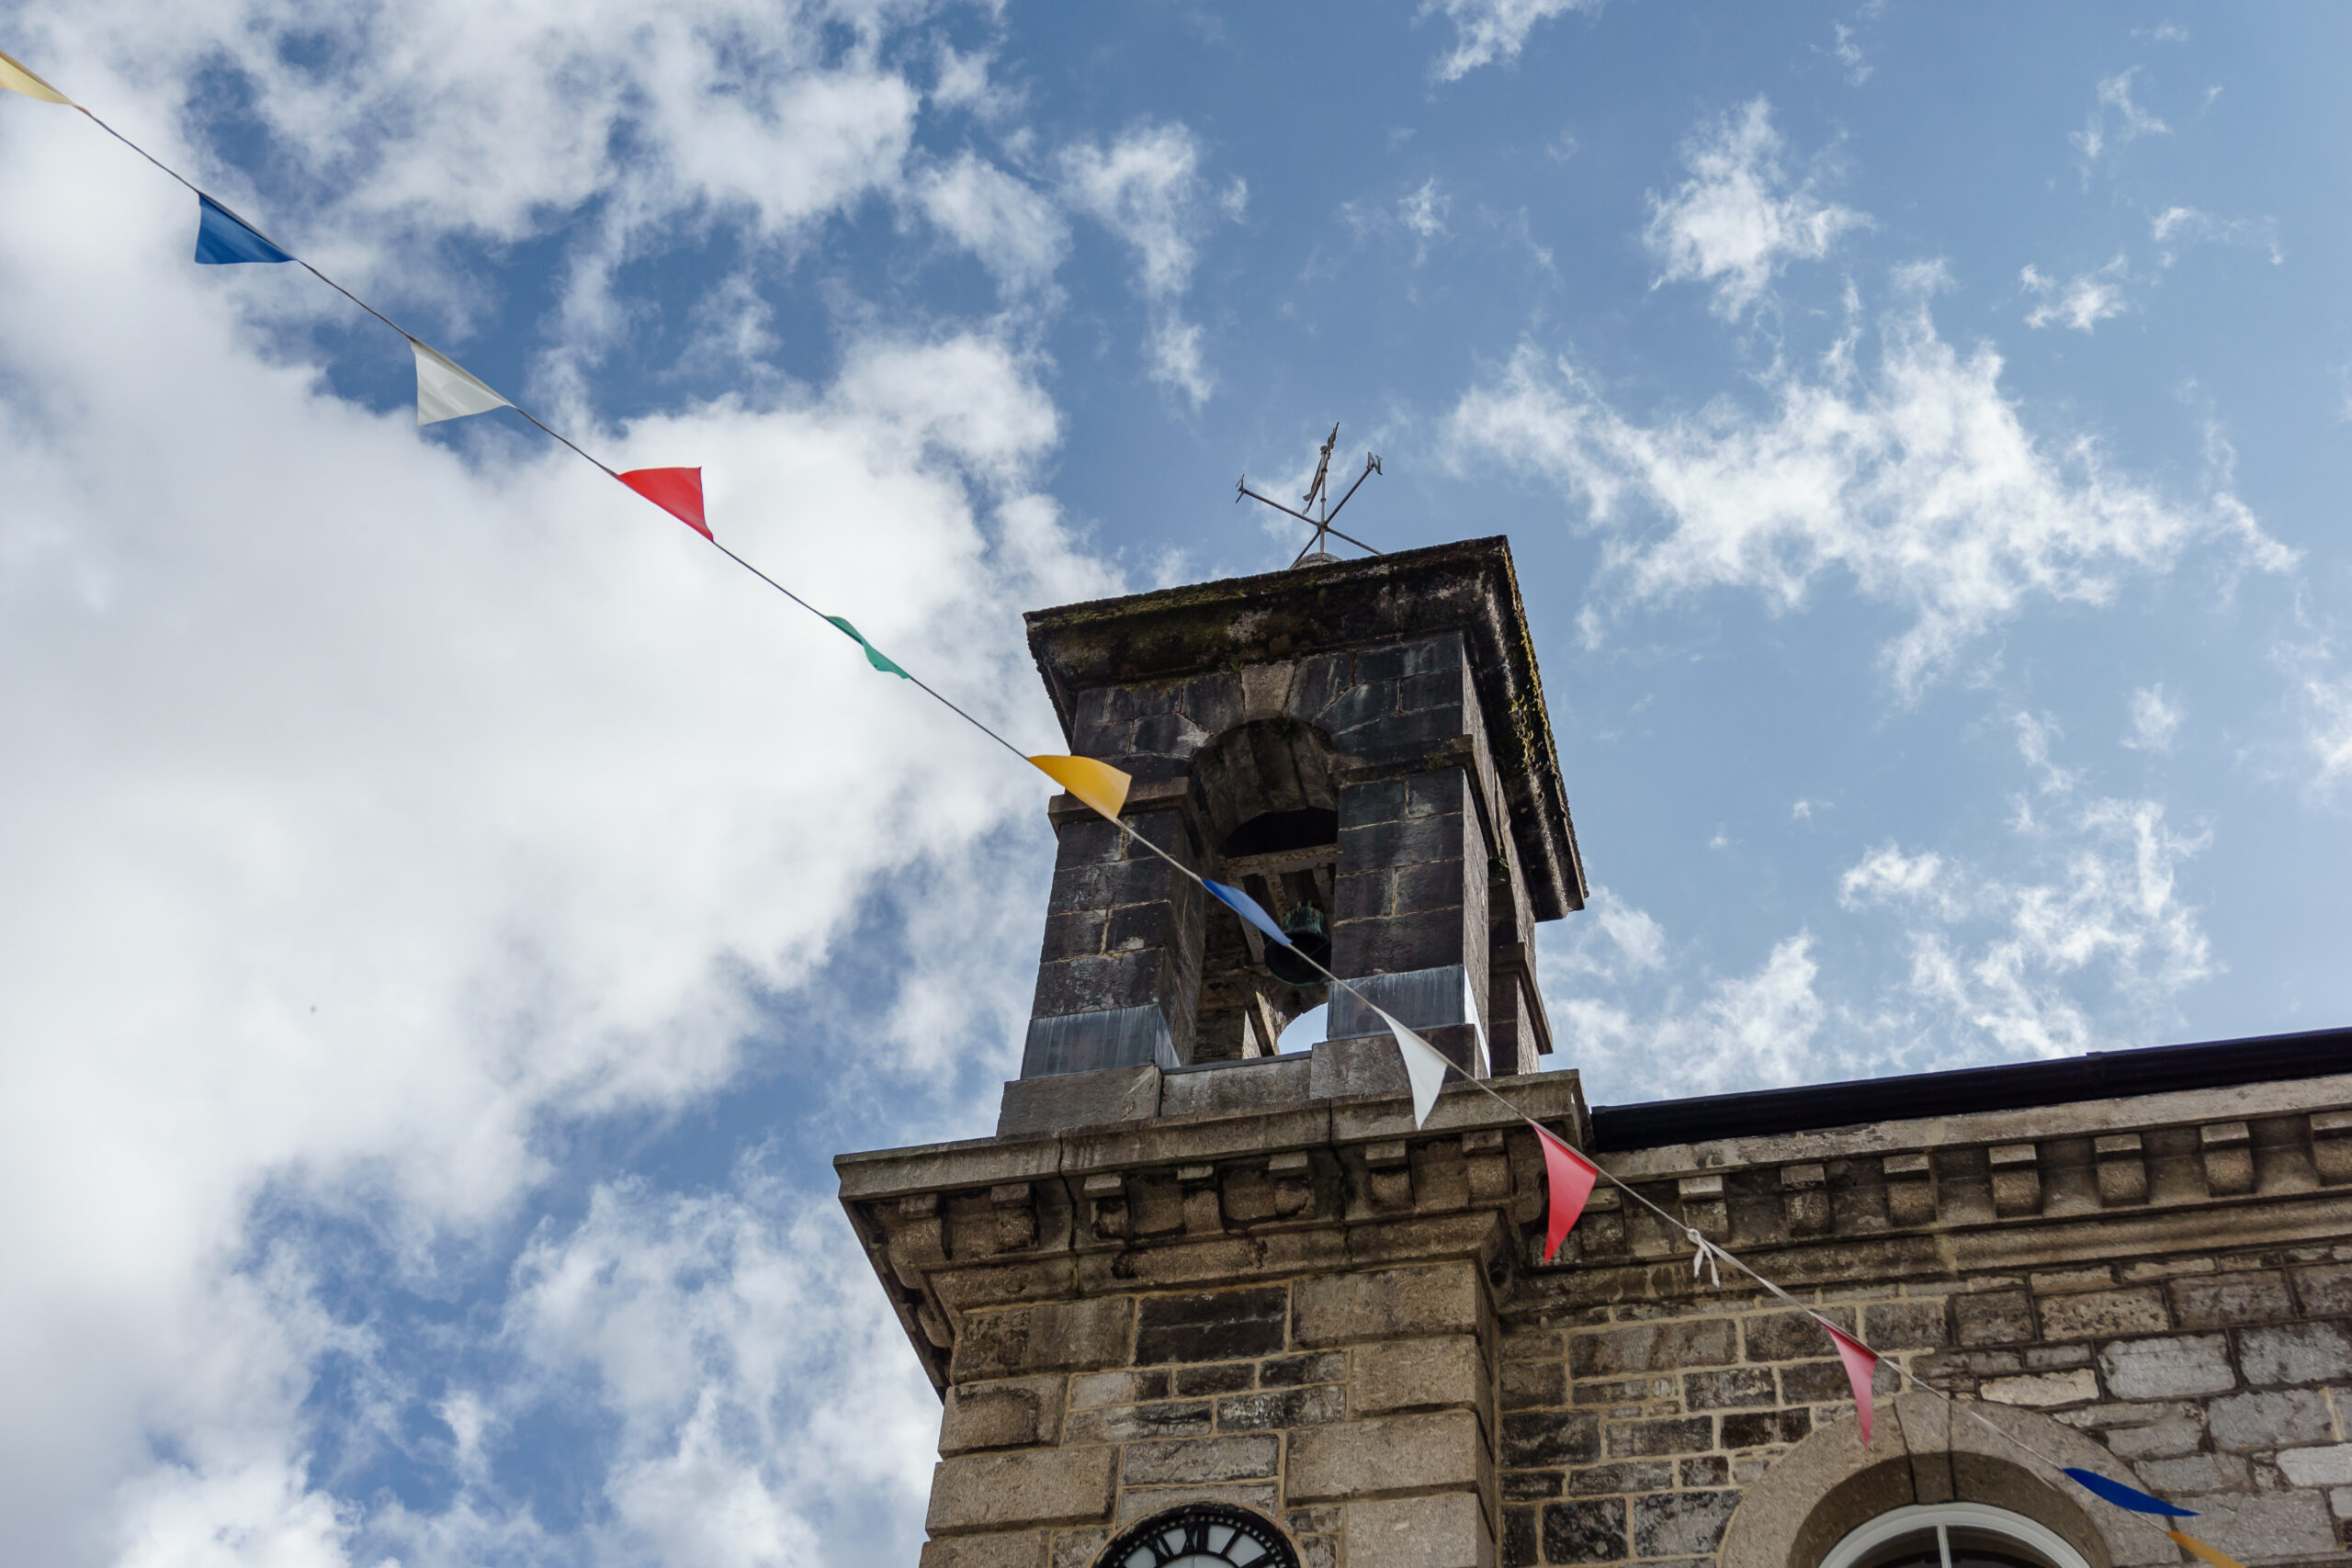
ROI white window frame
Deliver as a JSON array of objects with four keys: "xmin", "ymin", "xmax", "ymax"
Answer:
[{"xmin": 1818, "ymin": 1502, "xmax": 2094, "ymax": 1568}]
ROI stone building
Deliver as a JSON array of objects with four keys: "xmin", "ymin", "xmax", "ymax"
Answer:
[{"xmin": 835, "ymin": 537, "xmax": 2352, "ymax": 1568}]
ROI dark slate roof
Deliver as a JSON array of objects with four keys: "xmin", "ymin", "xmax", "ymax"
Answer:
[{"xmin": 1589, "ymin": 1026, "xmax": 2352, "ymax": 1153}]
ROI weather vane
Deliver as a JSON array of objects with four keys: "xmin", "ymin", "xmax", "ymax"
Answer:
[{"xmin": 1237, "ymin": 423, "xmax": 1384, "ymax": 568}]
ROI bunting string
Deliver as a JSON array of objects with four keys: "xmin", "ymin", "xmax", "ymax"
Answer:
[{"xmin": 0, "ymin": 46, "xmax": 2246, "ymax": 1565}]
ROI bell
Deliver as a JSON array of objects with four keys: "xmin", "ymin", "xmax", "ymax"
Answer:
[{"xmin": 1265, "ymin": 904, "xmax": 1333, "ymax": 987}]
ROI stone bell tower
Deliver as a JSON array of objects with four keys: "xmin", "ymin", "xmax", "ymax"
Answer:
[
  {"xmin": 839, "ymin": 536, "xmax": 1590, "ymax": 1568},
  {"xmin": 838, "ymin": 538, "xmax": 2352, "ymax": 1568}
]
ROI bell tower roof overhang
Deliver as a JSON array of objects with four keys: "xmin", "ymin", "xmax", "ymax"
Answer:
[{"xmin": 1023, "ymin": 535, "xmax": 1587, "ymax": 920}]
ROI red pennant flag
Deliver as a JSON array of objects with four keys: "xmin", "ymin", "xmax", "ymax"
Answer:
[
  {"xmin": 617, "ymin": 467, "xmax": 710, "ymax": 539},
  {"xmin": 1820, "ymin": 1320, "xmax": 1881, "ymax": 1444},
  {"xmin": 1531, "ymin": 1122, "xmax": 1600, "ymax": 1263}
]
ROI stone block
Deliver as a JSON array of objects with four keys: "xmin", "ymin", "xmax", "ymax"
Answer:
[
  {"xmin": 1174, "ymin": 1363, "xmax": 1255, "ymax": 1396},
  {"xmin": 1069, "ymin": 1369, "xmax": 1167, "ymax": 1410},
  {"xmin": 1504, "ymin": 1506, "xmax": 1538, "ymax": 1568},
  {"xmin": 2292, "ymin": 1264, "xmax": 2352, "ymax": 1317},
  {"xmin": 1575, "ymin": 1318, "xmax": 1736, "ymax": 1376},
  {"xmin": 2201, "ymin": 1122, "xmax": 2256, "ymax": 1196},
  {"xmin": 1503, "ymin": 1409, "xmax": 1602, "ymax": 1468},
  {"xmin": 943, "ymin": 1376, "xmax": 1065, "ymax": 1454},
  {"xmin": 1682, "ymin": 1457, "xmax": 1731, "ymax": 1487},
  {"xmin": 1742, "ymin": 1310, "xmax": 1848, "ymax": 1363},
  {"xmin": 1608, "ymin": 1417, "xmax": 1715, "ymax": 1456},
  {"xmin": 1721, "ymin": 1409, "xmax": 1811, "ymax": 1449},
  {"xmin": 2103, "ymin": 1413, "xmax": 2208, "ymax": 1461},
  {"xmin": 1953, "ymin": 1290, "xmax": 2037, "ymax": 1347},
  {"xmin": 956, "ymin": 1299, "xmax": 1137, "ymax": 1382},
  {"xmin": 1355, "ymin": 1336, "xmax": 1484, "ymax": 1415},
  {"xmin": 1349, "ymin": 1492, "xmax": 1492, "ymax": 1568},
  {"xmin": 1050, "ymin": 1530, "xmax": 1107, "ymax": 1568},
  {"xmin": 1295, "ymin": 1264, "xmax": 1479, "ymax": 1347},
  {"xmin": 920, "ymin": 1530, "xmax": 1048, "ymax": 1568},
  {"xmin": 1289, "ymin": 1410, "xmax": 1485, "ymax": 1503},
  {"xmin": 1121, "ymin": 1436, "xmax": 1280, "ymax": 1485},
  {"xmin": 1063, "ymin": 1401, "xmax": 1214, "ymax": 1445},
  {"xmin": 1216, "ymin": 1384, "xmax": 1347, "ymax": 1431},
  {"xmin": 1136, "ymin": 1288, "xmax": 1287, "ymax": 1364},
  {"xmin": 2236, "ymin": 1321, "xmax": 2352, "ymax": 1386},
  {"xmin": 1261, "ymin": 1352, "xmax": 1349, "ymax": 1387},
  {"xmin": 2209, "ymin": 1389, "xmax": 2332, "ymax": 1451},
  {"xmin": 2278, "ymin": 1445, "xmax": 2352, "ymax": 1486},
  {"xmin": 1114, "ymin": 1483, "xmax": 1279, "ymax": 1527},
  {"xmin": 1542, "ymin": 1498, "xmax": 1628, "ymax": 1564},
  {"xmin": 1506, "ymin": 1473, "xmax": 1566, "ymax": 1501},
  {"xmin": 1861, "ymin": 1300, "xmax": 1949, "ymax": 1349},
  {"xmin": 927, "ymin": 1448, "xmax": 1118, "ymax": 1536},
  {"xmin": 1633, "ymin": 1491, "xmax": 1741, "ymax": 1558},
  {"xmin": 2170, "ymin": 1272, "xmax": 2293, "ymax": 1330},
  {"xmin": 1980, "ymin": 1369, "xmax": 2098, "ymax": 1407},
  {"xmin": 1683, "ymin": 1368, "xmax": 1777, "ymax": 1409},
  {"xmin": 2136, "ymin": 1454, "xmax": 2251, "ymax": 1494},
  {"xmin": 2168, "ymin": 1491, "xmax": 2335, "ymax": 1559},
  {"xmin": 2097, "ymin": 1336, "xmax": 2236, "ymax": 1400},
  {"xmin": 1783, "ymin": 1359, "xmax": 1897, "ymax": 1404},
  {"xmin": 1569, "ymin": 1461, "xmax": 1673, "ymax": 1495},
  {"xmin": 1505, "ymin": 1362, "xmax": 1567, "ymax": 1409},
  {"xmin": 2039, "ymin": 1288, "xmax": 2170, "ymax": 1340}
]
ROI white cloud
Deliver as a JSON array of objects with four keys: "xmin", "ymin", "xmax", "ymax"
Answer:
[
  {"xmin": 2073, "ymin": 68, "xmax": 2168, "ymax": 176},
  {"xmin": 2124, "ymin": 683, "xmax": 2184, "ymax": 752},
  {"xmin": 1838, "ymin": 844, "xmax": 1945, "ymax": 908},
  {"xmin": 1442, "ymin": 278, "xmax": 2294, "ymax": 695},
  {"xmin": 1551, "ymin": 758, "xmax": 2215, "ymax": 1103},
  {"xmin": 2013, "ymin": 710, "xmax": 2085, "ymax": 795},
  {"xmin": 481, "ymin": 1166, "xmax": 940, "ymax": 1568},
  {"xmin": 1059, "ymin": 121, "xmax": 1225, "ymax": 404},
  {"xmin": 2151, "ymin": 206, "xmax": 2284, "ymax": 267},
  {"xmin": 1842, "ymin": 796, "xmax": 2213, "ymax": 1061},
  {"xmin": 2303, "ymin": 671, "xmax": 2352, "ymax": 792},
  {"xmin": 1829, "ymin": 23, "xmax": 1871, "ymax": 85},
  {"xmin": 1549, "ymin": 886, "xmax": 1668, "ymax": 976},
  {"xmin": 1341, "ymin": 177, "xmax": 1453, "ymax": 267},
  {"xmin": 1552, "ymin": 932, "xmax": 1828, "ymax": 1100},
  {"xmin": 912, "ymin": 151, "xmax": 1069, "ymax": 293},
  {"xmin": 1424, "ymin": 0, "xmax": 1603, "ymax": 83},
  {"xmin": 1642, "ymin": 99, "xmax": 1867, "ymax": 320},
  {"xmin": 2021, "ymin": 256, "xmax": 2133, "ymax": 333},
  {"xmin": 0, "ymin": 45, "xmax": 1112, "ymax": 1562},
  {"xmin": 1401, "ymin": 178, "xmax": 1451, "ymax": 244}
]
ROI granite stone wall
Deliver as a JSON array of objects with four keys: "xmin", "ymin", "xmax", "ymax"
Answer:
[{"xmin": 1498, "ymin": 1247, "xmax": 2352, "ymax": 1567}]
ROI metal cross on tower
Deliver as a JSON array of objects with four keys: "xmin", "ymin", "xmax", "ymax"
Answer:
[{"xmin": 1237, "ymin": 423, "xmax": 1384, "ymax": 567}]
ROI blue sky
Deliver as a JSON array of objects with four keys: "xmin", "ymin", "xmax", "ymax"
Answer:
[{"xmin": 3, "ymin": 1, "xmax": 2349, "ymax": 1563}]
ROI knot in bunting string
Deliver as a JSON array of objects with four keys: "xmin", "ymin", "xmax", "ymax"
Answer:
[{"xmin": 1684, "ymin": 1228, "xmax": 1724, "ymax": 1287}]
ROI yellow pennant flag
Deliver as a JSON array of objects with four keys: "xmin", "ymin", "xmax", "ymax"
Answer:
[
  {"xmin": 1029, "ymin": 754, "xmax": 1130, "ymax": 823},
  {"xmin": 2168, "ymin": 1534, "xmax": 2245, "ymax": 1568},
  {"xmin": 0, "ymin": 46, "xmax": 71, "ymax": 104}
]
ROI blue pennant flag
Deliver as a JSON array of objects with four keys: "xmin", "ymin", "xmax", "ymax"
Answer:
[
  {"xmin": 2064, "ymin": 1469, "xmax": 2198, "ymax": 1517},
  {"xmin": 195, "ymin": 194, "xmax": 293, "ymax": 265},
  {"xmin": 1204, "ymin": 881, "xmax": 1292, "ymax": 948}
]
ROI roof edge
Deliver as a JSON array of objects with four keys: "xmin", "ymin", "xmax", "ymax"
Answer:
[{"xmin": 1589, "ymin": 1025, "xmax": 2352, "ymax": 1152}]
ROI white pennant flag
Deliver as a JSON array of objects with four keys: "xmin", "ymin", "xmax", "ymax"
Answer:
[
  {"xmin": 1374, "ymin": 1004, "xmax": 1453, "ymax": 1129},
  {"xmin": 410, "ymin": 338, "xmax": 511, "ymax": 426}
]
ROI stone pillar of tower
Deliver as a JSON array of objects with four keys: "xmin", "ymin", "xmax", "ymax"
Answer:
[{"xmin": 838, "ymin": 537, "xmax": 1589, "ymax": 1568}]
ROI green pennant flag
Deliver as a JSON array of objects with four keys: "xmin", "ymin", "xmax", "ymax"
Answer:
[{"xmin": 825, "ymin": 615, "xmax": 910, "ymax": 679}]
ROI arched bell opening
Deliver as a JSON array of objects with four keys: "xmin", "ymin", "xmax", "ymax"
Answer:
[{"xmin": 1188, "ymin": 719, "xmax": 1340, "ymax": 1061}]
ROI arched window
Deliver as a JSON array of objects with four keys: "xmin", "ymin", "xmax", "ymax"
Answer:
[
  {"xmin": 1095, "ymin": 1501, "xmax": 1302, "ymax": 1568},
  {"xmin": 1820, "ymin": 1503, "xmax": 2094, "ymax": 1568}
]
